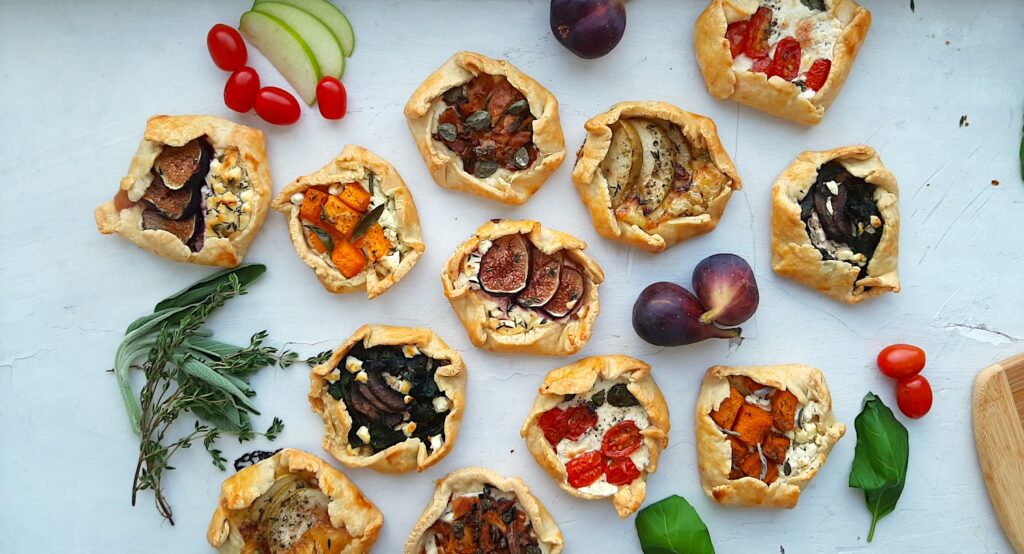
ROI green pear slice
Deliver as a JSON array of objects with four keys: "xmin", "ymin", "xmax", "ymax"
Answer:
[
  {"xmin": 240, "ymin": 10, "xmax": 321, "ymax": 105},
  {"xmin": 254, "ymin": 2, "xmax": 345, "ymax": 79},
  {"xmin": 255, "ymin": 0, "xmax": 355, "ymax": 57},
  {"xmin": 601, "ymin": 122, "xmax": 636, "ymax": 205},
  {"xmin": 630, "ymin": 119, "xmax": 673, "ymax": 215}
]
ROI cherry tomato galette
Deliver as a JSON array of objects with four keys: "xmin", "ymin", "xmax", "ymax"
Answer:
[
  {"xmin": 95, "ymin": 115, "xmax": 271, "ymax": 267},
  {"xmin": 572, "ymin": 101, "xmax": 741, "ymax": 252},
  {"xmin": 272, "ymin": 145, "xmax": 425, "ymax": 299},
  {"xmin": 522, "ymin": 355, "xmax": 670, "ymax": 517},
  {"xmin": 404, "ymin": 467, "xmax": 564, "ymax": 554},
  {"xmin": 309, "ymin": 325, "xmax": 466, "ymax": 474},
  {"xmin": 405, "ymin": 51, "xmax": 566, "ymax": 205},
  {"xmin": 771, "ymin": 145, "xmax": 900, "ymax": 303},
  {"xmin": 441, "ymin": 219, "xmax": 605, "ymax": 356},
  {"xmin": 207, "ymin": 448, "xmax": 382, "ymax": 554},
  {"xmin": 694, "ymin": 0, "xmax": 872, "ymax": 125},
  {"xmin": 696, "ymin": 364, "xmax": 846, "ymax": 508}
]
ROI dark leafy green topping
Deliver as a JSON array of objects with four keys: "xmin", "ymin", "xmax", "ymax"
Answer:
[
  {"xmin": 607, "ymin": 383, "xmax": 639, "ymax": 407},
  {"xmin": 849, "ymin": 392, "xmax": 909, "ymax": 542},
  {"xmin": 801, "ymin": 0, "xmax": 827, "ymax": 10},
  {"xmin": 636, "ymin": 495, "xmax": 715, "ymax": 554},
  {"xmin": 443, "ymin": 85, "xmax": 467, "ymax": 104},
  {"xmin": 506, "ymin": 99, "xmax": 529, "ymax": 116},
  {"xmin": 590, "ymin": 389, "xmax": 607, "ymax": 407},
  {"xmin": 351, "ymin": 203, "xmax": 386, "ymax": 240},
  {"xmin": 437, "ymin": 122, "xmax": 458, "ymax": 142},
  {"xmin": 466, "ymin": 110, "xmax": 491, "ymax": 131}
]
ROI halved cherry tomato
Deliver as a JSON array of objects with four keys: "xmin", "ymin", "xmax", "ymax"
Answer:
[
  {"xmin": 743, "ymin": 7, "xmax": 773, "ymax": 59},
  {"xmin": 316, "ymin": 77, "xmax": 348, "ymax": 120},
  {"xmin": 566, "ymin": 450, "xmax": 605, "ymax": 488},
  {"xmin": 207, "ymin": 24, "xmax": 247, "ymax": 72},
  {"xmin": 563, "ymin": 404, "xmax": 598, "ymax": 441},
  {"xmin": 805, "ymin": 58, "xmax": 832, "ymax": 91},
  {"xmin": 538, "ymin": 407, "xmax": 568, "ymax": 445},
  {"xmin": 601, "ymin": 420, "xmax": 642, "ymax": 458},
  {"xmin": 224, "ymin": 67, "xmax": 260, "ymax": 113},
  {"xmin": 605, "ymin": 457, "xmax": 641, "ymax": 486},
  {"xmin": 769, "ymin": 37, "xmax": 802, "ymax": 80},
  {"xmin": 877, "ymin": 344, "xmax": 926, "ymax": 380},
  {"xmin": 896, "ymin": 375, "xmax": 933, "ymax": 419},
  {"xmin": 751, "ymin": 56, "xmax": 772, "ymax": 74},
  {"xmin": 253, "ymin": 87, "xmax": 301, "ymax": 125},
  {"xmin": 725, "ymin": 21, "xmax": 750, "ymax": 58}
]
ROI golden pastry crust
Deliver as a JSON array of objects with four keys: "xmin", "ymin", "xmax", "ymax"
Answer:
[
  {"xmin": 404, "ymin": 51, "xmax": 566, "ymax": 205},
  {"xmin": 403, "ymin": 467, "xmax": 564, "ymax": 554},
  {"xmin": 771, "ymin": 144, "xmax": 900, "ymax": 303},
  {"xmin": 694, "ymin": 0, "xmax": 872, "ymax": 125},
  {"xmin": 695, "ymin": 364, "xmax": 846, "ymax": 509},
  {"xmin": 571, "ymin": 101, "xmax": 741, "ymax": 252},
  {"xmin": 521, "ymin": 355, "xmax": 670, "ymax": 518},
  {"xmin": 309, "ymin": 324, "xmax": 466, "ymax": 474},
  {"xmin": 271, "ymin": 145, "xmax": 425, "ymax": 299},
  {"xmin": 95, "ymin": 115, "xmax": 271, "ymax": 267},
  {"xmin": 441, "ymin": 219, "xmax": 605, "ymax": 356},
  {"xmin": 207, "ymin": 448, "xmax": 382, "ymax": 554}
]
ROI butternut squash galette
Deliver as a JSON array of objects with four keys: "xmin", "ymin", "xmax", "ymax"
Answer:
[
  {"xmin": 441, "ymin": 219, "xmax": 605, "ymax": 356},
  {"xmin": 771, "ymin": 145, "xmax": 899, "ymax": 303},
  {"xmin": 404, "ymin": 467, "xmax": 564, "ymax": 554},
  {"xmin": 272, "ymin": 145, "xmax": 425, "ymax": 299},
  {"xmin": 207, "ymin": 448, "xmax": 382, "ymax": 554},
  {"xmin": 521, "ymin": 355, "xmax": 670, "ymax": 518},
  {"xmin": 694, "ymin": 0, "xmax": 872, "ymax": 125},
  {"xmin": 696, "ymin": 364, "xmax": 845, "ymax": 508},
  {"xmin": 404, "ymin": 51, "xmax": 566, "ymax": 205},
  {"xmin": 572, "ymin": 101, "xmax": 741, "ymax": 252},
  {"xmin": 95, "ymin": 115, "xmax": 271, "ymax": 266},
  {"xmin": 309, "ymin": 325, "xmax": 466, "ymax": 474}
]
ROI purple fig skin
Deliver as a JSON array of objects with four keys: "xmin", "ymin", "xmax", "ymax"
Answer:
[
  {"xmin": 693, "ymin": 253, "xmax": 759, "ymax": 327},
  {"xmin": 550, "ymin": 0, "xmax": 627, "ymax": 59},
  {"xmin": 632, "ymin": 282, "xmax": 741, "ymax": 347}
]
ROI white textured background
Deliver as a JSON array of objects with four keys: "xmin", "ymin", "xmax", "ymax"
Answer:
[{"xmin": 2, "ymin": 1, "xmax": 1023, "ymax": 552}]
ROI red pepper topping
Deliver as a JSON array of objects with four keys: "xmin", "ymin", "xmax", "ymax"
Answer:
[
  {"xmin": 804, "ymin": 58, "xmax": 832, "ymax": 91},
  {"xmin": 725, "ymin": 21, "xmax": 750, "ymax": 58},
  {"xmin": 769, "ymin": 36, "xmax": 802, "ymax": 80},
  {"xmin": 743, "ymin": 7, "xmax": 773, "ymax": 59}
]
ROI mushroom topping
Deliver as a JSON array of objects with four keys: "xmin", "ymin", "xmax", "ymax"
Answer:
[
  {"xmin": 516, "ymin": 250, "xmax": 562, "ymax": 307},
  {"xmin": 424, "ymin": 485, "xmax": 543, "ymax": 554},
  {"xmin": 479, "ymin": 234, "xmax": 530, "ymax": 294}
]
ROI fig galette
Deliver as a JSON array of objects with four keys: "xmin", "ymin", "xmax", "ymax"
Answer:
[
  {"xmin": 404, "ymin": 467, "xmax": 564, "ymax": 554},
  {"xmin": 441, "ymin": 219, "xmax": 604, "ymax": 356},
  {"xmin": 696, "ymin": 364, "xmax": 846, "ymax": 508},
  {"xmin": 404, "ymin": 51, "xmax": 566, "ymax": 205},
  {"xmin": 95, "ymin": 115, "xmax": 271, "ymax": 266},
  {"xmin": 572, "ymin": 101, "xmax": 741, "ymax": 252},
  {"xmin": 771, "ymin": 145, "xmax": 899, "ymax": 303},
  {"xmin": 694, "ymin": 0, "xmax": 872, "ymax": 125},
  {"xmin": 309, "ymin": 324, "xmax": 466, "ymax": 473},
  {"xmin": 272, "ymin": 145, "xmax": 425, "ymax": 299},
  {"xmin": 521, "ymin": 355, "xmax": 670, "ymax": 518},
  {"xmin": 207, "ymin": 448, "xmax": 382, "ymax": 554}
]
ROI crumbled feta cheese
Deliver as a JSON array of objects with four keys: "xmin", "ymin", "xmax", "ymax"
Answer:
[
  {"xmin": 328, "ymin": 184, "xmax": 341, "ymax": 195},
  {"xmin": 825, "ymin": 180, "xmax": 840, "ymax": 196},
  {"xmin": 403, "ymin": 422, "xmax": 417, "ymax": 436},
  {"xmin": 355, "ymin": 371, "xmax": 368, "ymax": 383},
  {"xmin": 429, "ymin": 434, "xmax": 443, "ymax": 451},
  {"xmin": 290, "ymin": 192, "xmax": 304, "ymax": 205},
  {"xmin": 870, "ymin": 215, "xmax": 882, "ymax": 228},
  {"xmin": 477, "ymin": 239, "xmax": 493, "ymax": 254},
  {"xmin": 433, "ymin": 396, "xmax": 451, "ymax": 413},
  {"xmin": 404, "ymin": 395, "xmax": 413, "ymax": 405},
  {"xmin": 356, "ymin": 426, "xmax": 371, "ymax": 444},
  {"xmin": 326, "ymin": 368, "xmax": 341, "ymax": 383},
  {"xmin": 396, "ymin": 379, "xmax": 412, "ymax": 394},
  {"xmin": 345, "ymin": 356, "xmax": 363, "ymax": 373},
  {"xmin": 402, "ymin": 345, "xmax": 420, "ymax": 358}
]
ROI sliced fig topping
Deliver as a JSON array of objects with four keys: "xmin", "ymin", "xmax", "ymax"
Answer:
[
  {"xmin": 517, "ymin": 249, "xmax": 562, "ymax": 307},
  {"xmin": 479, "ymin": 234, "xmax": 530, "ymax": 294},
  {"xmin": 543, "ymin": 266, "xmax": 585, "ymax": 318},
  {"xmin": 141, "ymin": 207, "xmax": 196, "ymax": 244},
  {"xmin": 142, "ymin": 173, "xmax": 200, "ymax": 220},
  {"xmin": 153, "ymin": 138, "xmax": 212, "ymax": 190}
]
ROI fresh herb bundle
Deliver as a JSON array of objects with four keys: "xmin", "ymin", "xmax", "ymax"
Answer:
[
  {"xmin": 635, "ymin": 495, "xmax": 716, "ymax": 554},
  {"xmin": 849, "ymin": 392, "xmax": 910, "ymax": 542}
]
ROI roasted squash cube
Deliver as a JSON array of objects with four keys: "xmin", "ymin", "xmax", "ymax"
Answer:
[
  {"xmin": 737, "ymin": 452, "xmax": 763, "ymax": 479},
  {"xmin": 727, "ymin": 435, "xmax": 747, "ymax": 465},
  {"xmin": 734, "ymin": 375, "xmax": 768, "ymax": 394},
  {"xmin": 339, "ymin": 183, "xmax": 371, "ymax": 212},
  {"xmin": 710, "ymin": 387, "xmax": 744, "ymax": 429},
  {"xmin": 729, "ymin": 467, "xmax": 743, "ymax": 480},
  {"xmin": 732, "ymin": 403, "xmax": 773, "ymax": 446},
  {"xmin": 764, "ymin": 462, "xmax": 779, "ymax": 485},
  {"xmin": 762, "ymin": 433, "xmax": 791, "ymax": 464},
  {"xmin": 306, "ymin": 228, "xmax": 329, "ymax": 254},
  {"xmin": 323, "ymin": 195, "xmax": 362, "ymax": 238},
  {"xmin": 354, "ymin": 224, "xmax": 392, "ymax": 262},
  {"xmin": 331, "ymin": 240, "xmax": 366, "ymax": 278},
  {"xmin": 300, "ymin": 188, "xmax": 329, "ymax": 224},
  {"xmin": 771, "ymin": 389, "xmax": 800, "ymax": 432}
]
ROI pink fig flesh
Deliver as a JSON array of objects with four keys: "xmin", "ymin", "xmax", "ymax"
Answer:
[
  {"xmin": 479, "ymin": 234, "xmax": 530, "ymax": 294},
  {"xmin": 632, "ymin": 281, "xmax": 740, "ymax": 347},
  {"xmin": 692, "ymin": 253, "xmax": 759, "ymax": 326}
]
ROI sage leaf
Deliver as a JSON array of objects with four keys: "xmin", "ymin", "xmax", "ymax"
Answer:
[
  {"xmin": 474, "ymin": 159, "xmax": 499, "ymax": 178},
  {"xmin": 154, "ymin": 264, "xmax": 266, "ymax": 311},
  {"xmin": 303, "ymin": 224, "xmax": 335, "ymax": 253},
  {"xmin": 513, "ymin": 146, "xmax": 530, "ymax": 169},
  {"xmin": 506, "ymin": 99, "xmax": 529, "ymax": 116},
  {"xmin": 177, "ymin": 357, "xmax": 259, "ymax": 413},
  {"xmin": 849, "ymin": 392, "xmax": 909, "ymax": 542},
  {"xmin": 635, "ymin": 495, "xmax": 715, "ymax": 554},
  {"xmin": 351, "ymin": 204, "xmax": 386, "ymax": 240}
]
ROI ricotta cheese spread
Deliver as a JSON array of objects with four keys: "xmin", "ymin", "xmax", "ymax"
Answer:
[{"xmin": 731, "ymin": 0, "xmax": 843, "ymax": 82}]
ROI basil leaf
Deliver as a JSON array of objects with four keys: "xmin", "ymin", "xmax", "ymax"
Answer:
[
  {"xmin": 351, "ymin": 204, "xmax": 386, "ymax": 240},
  {"xmin": 849, "ymin": 392, "xmax": 909, "ymax": 542},
  {"xmin": 154, "ymin": 264, "xmax": 266, "ymax": 311},
  {"xmin": 635, "ymin": 495, "xmax": 715, "ymax": 554}
]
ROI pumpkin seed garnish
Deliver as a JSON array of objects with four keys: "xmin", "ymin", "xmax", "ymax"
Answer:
[
  {"xmin": 442, "ymin": 86, "xmax": 467, "ymax": 104},
  {"xmin": 474, "ymin": 159, "xmax": 499, "ymax": 178},
  {"xmin": 506, "ymin": 99, "xmax": 529, "ymax": 116},
  {"xmin": 513, "ymin": 146, "xmax": 530, "ymax": 169},
  {"xmin": 351, "ymin": 204, "xmax": 386, "ymax": 240},
  {"xmin": 466, "ymin": 110, "xmax": 491, "ymax": 131},
  {"xmin": 437, "ymin": 122, "xmax": 457, "ymax": 142}
]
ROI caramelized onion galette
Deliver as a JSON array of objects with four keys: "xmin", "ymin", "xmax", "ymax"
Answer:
[
  {"xmin": 694, "ymin": 0, "xmax": 872, "ymax": 125},
  {"xmin": 405, "ymin": 51, "xmax": 566, "ymax": 205},
  {"xmin": 404, "ymin": 467, "xmax": 564, "ymax": 554},
  {"xmin": 521, "ymin": 356, "xmax": 670, "ymax": 518},
  {"xmin": 572, "ymin": 101, "xmax": 741, "ymax": 252},
  {"xmin": 441, "ymin": 219, "xmax": 604, "ymax": 356},
  {"xmin": 207, "ymin": 448, "xmax": 382, "ymax": 554},
  {"xmin": 95, "ymin": 115, "xmax": 271, "ymax": 266},
  {"xmin": 272, "ymin": 145, "xmax": 425, "ymax": 299},
  {"xmin": 771, "ymin": 145, "xmax": 900, "ymax": 303},
  {"xmin": 696, "ymin": 365, "xmax": 845, "ymax": 508}
]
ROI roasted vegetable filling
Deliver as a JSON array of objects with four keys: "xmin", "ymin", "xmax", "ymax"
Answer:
[
  {"xmin": 242, "ymin": 473, "xmax": 350, "ymax": 554},
  {"xmin": 433, "ymin": 74, "xmax": 538, "ymax": 179},
  {"xmin": 326, "ymin": 342, "xmax": 452, "ymax": 455},
  {"xmin": 423, "ymin": 486, "xmax": 543, "ymax": 554}
]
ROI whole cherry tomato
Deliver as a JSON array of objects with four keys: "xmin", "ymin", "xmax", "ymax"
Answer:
[
  {"xmin": 605, "ymin": 457, "xmax": 640, "ymax": 486},
  {"xmin": 601, "ymin": 420, "xmax": 642, "ymax": 458},
  {"xmin": 743, "ymin": 6, "xmax": 773, "ymax": 59},
  {"xmin": 207, "ymin": 24, "xmax": 247, "ymax": 72},
  {"xmin": 316, "ymin": 77, "xmax": 348, "ymax": 120},
  {"xmin": 896, "ymin": 375, "xmax": 933, "ymax": 419},
  {"xmin": 769, "ymin": 37, "xmax": 802, "ymax": 80},
  {"xmin": 254, "ymin": 87, "xmax": 301, "ymax": 125},
  {"xmin": 877, "ymin": 344, "xmax": 926, "ymax": 380},
  {"xmin": 725, "ymin": 21, "xmax": 749, "ymax": 58},
  {"xmin": 224, "ymin": 67, "xmax": 260, "ymax": 113},
  {"xmin": 566, "ymin": 451, "xmax": 605, "ymax": 488},
  {"xmin": 563, "ymin": 404, "xmax": 598, "ymax": 441},
  {"xmin": 805, "ymin": 58, "xmax": 832, "ymax": 91},
  {"xmin": 538, "ymin": 407, "xmax": 568, "ymax": 445}
]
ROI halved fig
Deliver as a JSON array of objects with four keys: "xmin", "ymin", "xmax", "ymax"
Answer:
[
  {"xmin": 153, "ymin": 138, "xmax": 212, "ymax": 190},
  {"xmin": 142, "ymin": 173, "xmax": 200, "ymax": 220},
  {"xmin": 141, "ymin": 207, "xmax": 197, "ymax": 244},
  {"xmin": 479, "ymin": 234, "xmax": 530, "ymax": 294},
  {"xmin": 516, "ymin": 249, "xmax": 562, "ymax": 307},
  {"xmin": 543, "ymin": 266, "xmax": 585, "ymax": 318}
]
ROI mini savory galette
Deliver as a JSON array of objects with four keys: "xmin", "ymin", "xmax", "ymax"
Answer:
[
  {"xmin": 694, "ymin": 0, "xmax": 872, "ymax": 125},
  {"xmin": 404, "ymin": 51, "xmax": 566, "ymax": 205},
  {"xmin": 771, "ymin": 145, "xmax": 899, "ymax": 303},
  {"xmin": 441, "ymin": 219, "xmax": 605, "ymax": 356},
  {"xmin": 696, "ymin": 364, "xmax": 846, "ymax": 508},
  {"xmin": 309, "ymin": 324, "xmax": 466, "ymax": 473},
  {"xmin": 272, "ymin": 145, "xmax": 425, "ymax": 299},
  {"xmin": 95, "ymin": 115, "xmax": 271, "ymax": 266},
  {"xmin": 404, "ymin": 467, "xmax": 564, "ymax": 554},
  {"xmin": 572, "ymin": 101, "xmax": 741, "ymax": 252},
  {"xmin": 207, "ymin": 448, "xmax": 382, "ymax": 554},
  {"xmin": 521, "ymin": 355, "xmax": 670, "ymax": 518}
]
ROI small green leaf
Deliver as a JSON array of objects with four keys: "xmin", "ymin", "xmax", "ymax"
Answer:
[
  {"xmin": 351, "ymin": 204, "xmax": 386, "ymax": 240},
  {"xmin": 304, "ymin": 224, "xmax": 335, "ymax": 253},
  {"xmin": 305, "ymin": 350, "xmax": 334, "ymax": 366},
  {"xmin": 635, "ymin": 495, "xmax": 715, "ymax": 554},
  {"xmin": 154, "ymin": 264, "xmax": 266, "ymax": 312},
  {"xmin": 849, "ymin": 392, "xmax": 909, "ymax": 542},
  {"xmin": 437, "ymin": 122, "xmax": 457, "ymax": 142},
  {"xmin": 506, "ymin": 99, "xmax": 529, "ymax": 116},
  {"xmin": 265, "ymin": 417, "xmax": 285, "ymax": 441}
]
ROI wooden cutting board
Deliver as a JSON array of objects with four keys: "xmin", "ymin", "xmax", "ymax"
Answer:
[{"xmin": 974, "ymin": 353, "xmax": 1024, "ymax": 554}]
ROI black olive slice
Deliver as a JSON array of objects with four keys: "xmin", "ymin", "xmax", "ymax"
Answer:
[
  {"xmin": 142, "ymin": 173, "xmax": 200, "ymax": 220},
  {"xmin": 479, "ymin": 234, "xmax": 530, "ymax": 294},
  {"xmin": 153, "ymin": 137, "xmax": 212, "ymax": 190},
  {"xmin": 516, "ymin": 248, "xmax": 562, "ymax": 307},
  {"xmin": 542, "ymin": 266, "xmax": 584, "ymax": 318},
  {"xmin": 141, "ymin": 207, "xmax": 196, "ymax": 244}
]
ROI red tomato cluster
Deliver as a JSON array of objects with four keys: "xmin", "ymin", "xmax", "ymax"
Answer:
[
  {"xmin": 537, "ymin": 405, "xmax": 644, "ymax": 488},
  {"xmin": 877, "ymin": 344, "xmax": 933, "ymax": 419},
  {"xmin": 725, "ymin": 8, "xmax": 831, "ymax": 91}
]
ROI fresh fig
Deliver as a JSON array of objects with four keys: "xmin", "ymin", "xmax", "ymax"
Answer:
[
  {"xmin": 632, "ymin": 282, "xmax": 740, "ymax": 347},
  {"xmin": 153, "ymin": 137, "xmax": 212, "ymax": 190},
  {"xmin": 517, "ymin": 249, "xmax": 562, "ymax": 307},
  {"xmin": 692, "ymin": 253, "xmax": 759, "ymax": 326},
  {"xmin": 142, "ymin": 173, "xmax": 201, "ymax": 220},
  {"xmin": 141, "ymin": 208, "xmax": 197, "ymax": 244},
  {"xmin": 543, "ymin": 266, "xmax": 584, "ymax": 318},
  {"xmin": 479, "ymin": 234, "xmax": 530, "ymax": 294},
  {"xmin": 550, "ymin": 0, "xmax": 627, "ymax": 59}
]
